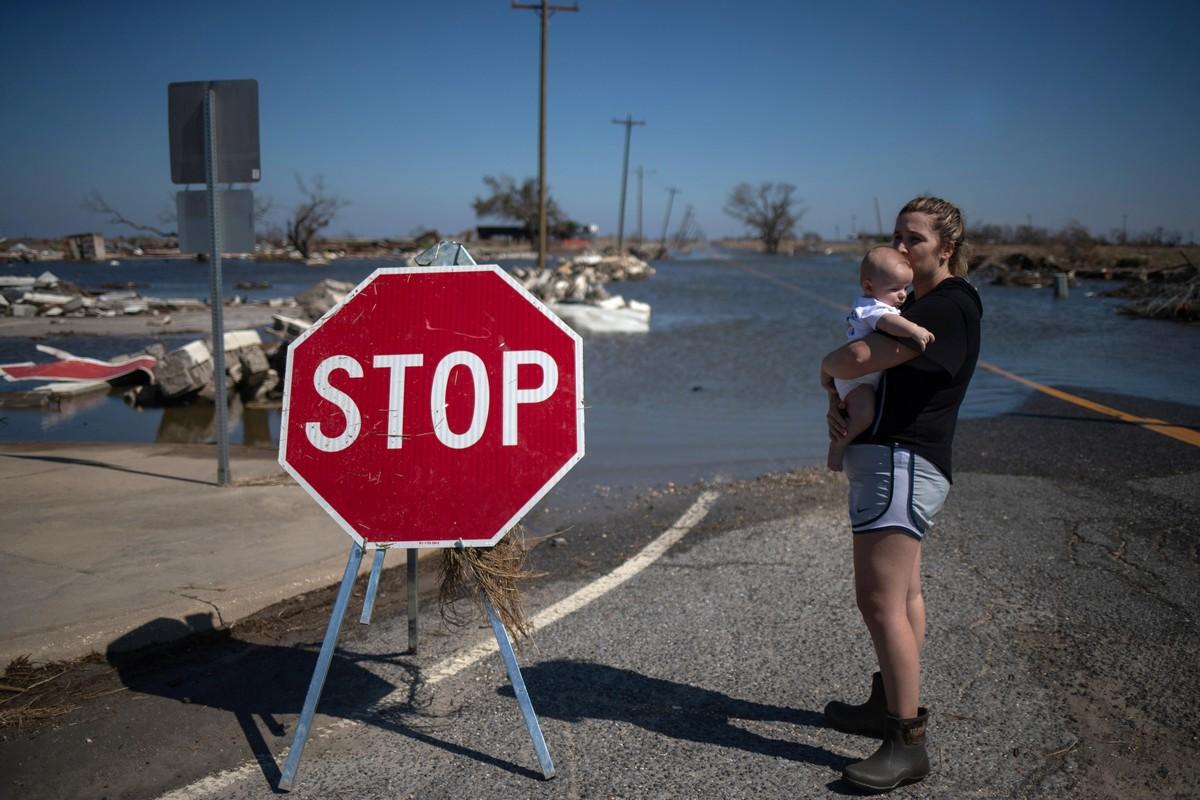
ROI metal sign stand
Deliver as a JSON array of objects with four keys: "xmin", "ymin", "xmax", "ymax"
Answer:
[
  {"xmin": 279, "ymin": 242, "xmax": 560, "ymax": 790},
  {"xmin": 483, "ymin": 593, "xmax": 555, "ymax": 778},
  {"xmin": 277, "ymin": 542, "xmax": 554, "ymax": 790},
  {"xmin": 202, "ymin": 88, "xmax": 231, "ymax": 486}
]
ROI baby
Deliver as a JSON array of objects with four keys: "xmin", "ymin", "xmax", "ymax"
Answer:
[{"xmin": 827, "ymin": 246, "xmax": 935, "ymax": 471}]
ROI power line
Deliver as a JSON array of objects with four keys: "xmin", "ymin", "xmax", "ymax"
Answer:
[{"xmin": 513, "ymin": 1, "xmax": 579, "ymax": 269}]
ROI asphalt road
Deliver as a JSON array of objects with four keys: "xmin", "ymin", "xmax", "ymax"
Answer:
[{"xmin": 1, "ymin": 387, "xmax": 1197, "ymax": 799}]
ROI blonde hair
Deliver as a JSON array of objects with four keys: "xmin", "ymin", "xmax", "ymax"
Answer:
[{"xmin": 900, "ymin": 196, "xmax": 970, "ymax": 277}]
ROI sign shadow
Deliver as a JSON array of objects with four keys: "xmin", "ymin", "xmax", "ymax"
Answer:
[
  {"xmin": 497, "ymin": 659, "xmax": 852, "ymax": 771},
  {"xmin": 105, "ymin": 615, "xmax": 399, "ymax": 791}
]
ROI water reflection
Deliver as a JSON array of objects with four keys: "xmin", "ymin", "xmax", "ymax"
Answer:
[
  {"xmin": 39, "ymin": 387, "xmax": 113, "ymax": 432},
  {"xmin": 154, "ymin": 398, "xmax": 274, "ymax": 446}
]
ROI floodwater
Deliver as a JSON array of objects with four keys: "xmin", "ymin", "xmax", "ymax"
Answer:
[{"xmin": 2, "ymin": 251, "xmax": 1197, "ymax": 488}]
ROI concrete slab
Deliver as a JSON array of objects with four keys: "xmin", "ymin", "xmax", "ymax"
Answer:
[{"xmin": 0, "ymin": 442, "xmax": 372, "ymax": 664}]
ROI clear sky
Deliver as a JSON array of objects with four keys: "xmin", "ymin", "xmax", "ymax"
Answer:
[{"xmin": 3, "ymin": 0, "xmax": 1197, "ymax": 242}]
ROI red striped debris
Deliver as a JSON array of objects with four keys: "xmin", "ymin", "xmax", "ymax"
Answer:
[{"xmin": 0, "ymin": 345, "xmax": 157, "ymax": 385}]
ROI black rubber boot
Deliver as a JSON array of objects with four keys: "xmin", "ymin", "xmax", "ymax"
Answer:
[
  {"xmin": 824, "ymin": 672, "xmax": 887, "ymax": 738},
  {"xmin": 842, "ymin": 709, "xmax": 931, "ymax": 792}
]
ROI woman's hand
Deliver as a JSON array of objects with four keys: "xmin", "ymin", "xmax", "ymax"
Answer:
[{"xmin": 821, "ymin": 368, "xmax": 838, "ymax": 398}]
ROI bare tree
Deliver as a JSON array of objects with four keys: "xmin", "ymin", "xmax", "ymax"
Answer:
[
  {"xmin": 82, "ymin": 191, "xmax": 175, "ymax": 237},
  {"xmin": 724, "ymin": 182, "xmax": 805, "ymax": 254},
  {"xmin": 286, "ymin": 175, "xmax": 348, "ymax": 258},
  {"xmin": 471, "ymin": 174, "xmax": 566, "ymax": 243}
]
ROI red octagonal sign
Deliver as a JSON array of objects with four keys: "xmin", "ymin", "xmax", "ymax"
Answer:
[{"xmin": 279, "ymin": 265, "xmax": 584, "ymax": 548}]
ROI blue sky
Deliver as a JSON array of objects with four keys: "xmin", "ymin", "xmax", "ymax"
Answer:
[{"xmin": 3, "ymin": 0, "xmax": 1197, "ymax": 241}]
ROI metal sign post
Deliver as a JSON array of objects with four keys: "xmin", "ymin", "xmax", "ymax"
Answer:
[
  {"xmin": 168, "ymin": 79, "xmax": 260, "ymax": 486},
  {"xmin": 202, "ymin": 88, "xmax": 230, "ymax": 485}
]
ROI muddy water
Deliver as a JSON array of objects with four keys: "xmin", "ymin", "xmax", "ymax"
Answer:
[{"xmin": 1, "ymin": 252, "xmax": 1196, "ymax": 489}]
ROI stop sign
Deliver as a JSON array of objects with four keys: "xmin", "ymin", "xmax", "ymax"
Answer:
[{"xmin": 279, "ymin": 265, "xmax": 584, "ymax": 548}]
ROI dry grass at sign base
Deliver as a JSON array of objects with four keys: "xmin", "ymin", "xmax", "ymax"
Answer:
[
  {"xmin": 0, "ymin": 653, "xmax": 124, "ymax": 729},
  {"xmin": 438, "ymin": 528, "xmax": 538, "ymax": 643}
]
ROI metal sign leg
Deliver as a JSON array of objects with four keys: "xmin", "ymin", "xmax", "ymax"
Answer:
[
  {"xmin": 278, "ymin": 543, "xmax": 365, "ymax": 791},
  {"xmin": 483, "ymin": 595, "xmax": 555, "ymax": 779},
  {"xmin": 407, "ymin": 549, "xmax": 419, "ymax": 653},
  {"xmin": 359, "ymin": 548, "xmax": 386, "ymax": 624},
  {"xmin": 202, "ymin": 88, "xmax": 231, "ymax": 486}
]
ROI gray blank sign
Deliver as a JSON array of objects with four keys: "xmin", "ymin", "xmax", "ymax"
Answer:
[
  {"xmin": 177, "ymin": 189, "xmax": 256, "ymax": 254},
  {"xmin": 168, "ymin": 80, "xmax": 261, "ymax": 184}
]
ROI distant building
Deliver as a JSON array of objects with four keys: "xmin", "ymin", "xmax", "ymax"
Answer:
[
  {"xmin": 64, "ymin": 233, "xmax": 107, "ymax": 261},
  {"xmin": 476, "ymin": 225, "xmax": 529, "ymax": 241}
]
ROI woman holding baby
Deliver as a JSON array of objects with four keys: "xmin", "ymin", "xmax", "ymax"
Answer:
[{"xmin": 819, "ymin": 196, "xmax": 982, "ymax": 791}]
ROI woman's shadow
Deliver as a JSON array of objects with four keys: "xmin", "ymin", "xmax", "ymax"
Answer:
[{"xmin": 497, "ymin": 659, "xmax": 854, "ymax": 773}]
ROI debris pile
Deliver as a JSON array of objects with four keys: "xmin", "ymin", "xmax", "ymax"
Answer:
[
  {"xmin": 509, "ymin": 254, "xmax": 654, "ymax": 304},
  {"xmin": 134, "ymin": 330, "xmax": 282, "ymax": 406},
  {"xmin": 1, "ymin": 331, "xmax": 284, "ymax": 410},
  {"xmin": 968, "ymin": 253, "xmax": 1077, "ymax": 289},
  {"xmin": 1102, "ymin": 261, "xmax": 1199, "ymax": 321},
  {"xmin": 509, "ymin": 254, "xmax": 654, "ymax": 334},
  {"xmin": 294, "ymin": 278, "xmax": 355, "ymax": 320},
  {"xmin": 0, "ymin": 270, "xmax": 296, "ymax": 322}
]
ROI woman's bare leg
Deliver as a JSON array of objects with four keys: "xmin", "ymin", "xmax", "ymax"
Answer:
[
  {"xmin": 908, "ymin": 545, "xmax": 925, "ymax": 654},
  {"xmin": 853, "ymin": 529, "xmax": 922, "ymax": 718}
]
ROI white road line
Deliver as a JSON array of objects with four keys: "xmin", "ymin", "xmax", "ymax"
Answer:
[{"xmin": 157, "ymin": 489, "xmax": 720, "ymax": 799}]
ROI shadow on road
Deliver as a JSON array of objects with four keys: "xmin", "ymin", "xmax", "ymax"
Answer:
[
  {"xmin": 499, "ymin": 659, "xmax": 852, "ymax": 772},
  {"xmin": 106, "ymin": 614, "xmax": 401, "ymax": 791},
  {"xmin": 2, "ymin": 453, "xmax": 217, "ymax": 486}
]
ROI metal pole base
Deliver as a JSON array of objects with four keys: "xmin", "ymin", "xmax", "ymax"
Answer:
[
  {"xmin": 407, "ymin": 549, "xmax": 419, "ymax": 653},
  {"xmin": 483, "ymin": 595, "xmax": 555, "ymax": 779},
  {"xmin": 359, "ymin": 548, "xmax": 386, "ymax": 624},
  {"xmin": 278, "ymin": 543, "xmax": 364, "ymax": 791}
]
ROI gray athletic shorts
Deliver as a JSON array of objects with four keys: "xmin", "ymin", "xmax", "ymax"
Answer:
[{"xmin": 845, "ymin": 444, "xmax": 950, "ymax": 541}]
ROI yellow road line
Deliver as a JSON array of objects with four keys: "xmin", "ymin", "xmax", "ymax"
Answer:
[
  {"xmin": 729, "ymin": 262, "xmax": 1200, "ymax": 449},
  {"xmin": 977, "ymin": 361, "xmax": 1200, "ymax": 448}
]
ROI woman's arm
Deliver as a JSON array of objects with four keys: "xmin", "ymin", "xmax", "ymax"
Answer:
[
  {"xmin": 820, "ymin": 333, "xmax": 921, "ymax": 441},
  {"xmin": 821, "ymin": 332, "xmax": 922, "ymax": 380}
]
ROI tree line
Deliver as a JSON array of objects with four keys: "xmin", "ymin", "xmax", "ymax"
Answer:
[{"xmin": 90, "ymin": 176, "xmax": 1182, "ymax": 260}]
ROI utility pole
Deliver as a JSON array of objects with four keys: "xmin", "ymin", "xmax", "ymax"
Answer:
[
  {"xmin": 634, "ymin": 165, "xmax": 656, "ymax": 248},
  {"xmin": 513, "ymin": 1, "xmax": 578, "ymax": 269},
  {"xmin": 659, "ymin": 186, "xmax": 681, "ymax": 253},
  {"xmin": 674, "ymin": 204, "xmax": 696, "ymax": 247},
  {"xmin": 874, "ymin": 196, "xmax": 883, "ymax": 236},
  {"xmin": 1122, "ymin": 213, "xmax": 1128, "ymax": 243},
  {"xmin": 851, "ymin": 214, "xmax": 857, "ymax": 238},
  {"xmin": 611, "ymin": 114, "xmax": 645, "ymax": 254}
]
